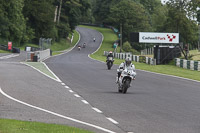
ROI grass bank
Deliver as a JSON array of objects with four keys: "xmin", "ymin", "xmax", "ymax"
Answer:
[
  {"xmin": 0, "ymin": 119, "xmax": 93, "ymax": 133},
  {"xmin": 81, "ymin": 25, "xmax": 200, "ymax": 81}
]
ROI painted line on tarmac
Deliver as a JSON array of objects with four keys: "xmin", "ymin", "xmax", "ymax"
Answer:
[
  {"xmin": 82, "ymin": 100, "xmax": 89, "ymax": 104},
  {"xmin": 137, "ymin": 69, "xmax": 200, "ymax": 83},
  {"xmin": 92, "ymin": 107, "xmax": 103, "ymax": 113},
  {"xmin": 43, "ymin": 30, "xmax": 81, "ymax": 60},
  {"xmin": 106, "ymin": 118, "xmax": 119, "ymax": 125},
  {"xmin": 0, "ymin": 87, "xmax": 116, "ymax": 133},
  {"xmin": 88, "ymin": 32, "xmax": 105, "ymax": 63},
  {"xmin": 74, "ymin": 94, "xmax": 81, "ymax": 98},
  {"xmin": 42, "ymin": 62, "xmax": 62, "ymax": 82},
  {"xmin": 65, "ymin": 86, "xmax": 70, "ymax": 89},
  {"xmin": 61, "ymin": 83, "xmax": 65, "ymax": 85},
  {"xmin": 69, "ymin": 90, "xmax": 74, "ymax": 93},
  {"xmin": 0, "ymin": 54, "xmax": 19, "ymax": 60}
]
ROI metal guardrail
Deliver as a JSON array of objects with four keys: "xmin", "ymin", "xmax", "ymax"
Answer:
[
  {"xmin": 0, "ymin": 44, "xmax": 20, "ymax": 53},
  {"xmin": 0, "ymin": 44, "xmax": 8, "ymax": 51}
]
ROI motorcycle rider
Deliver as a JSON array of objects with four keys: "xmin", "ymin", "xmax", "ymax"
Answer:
[
  {"xmin": 116, "ymin": 57, "xmax": 136, "ymax": 83},
  {"xmin": 83, "ymin": 42, "xmax": 86, "ymax": 48},
  {"xmin": 106, "ymin": 51, "xmax": 114, "ymax": 61}
]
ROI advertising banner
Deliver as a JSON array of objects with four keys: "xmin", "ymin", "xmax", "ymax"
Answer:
[
  {"xmin": 139, "ymin": 32, "xmax": 179, "ymax": 44},
  {"xmin": 8, "ymin": 42, "xmax": 12, "ymax": 50}
]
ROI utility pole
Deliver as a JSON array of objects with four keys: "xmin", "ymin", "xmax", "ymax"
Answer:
[
  {"xmin": 54, "ymin": 6, "xmax": 58, "ymax": 23},
  {"xmin": 57, "ymin": 0, "xmax": 63, "ymax": 25},
  {"xmin": 120, "ymin": 23, "xmax": 122, "ymax": 53},
  {"xmin": 199, "ymin": 24, "xmax": 200, "ymax": 52}
]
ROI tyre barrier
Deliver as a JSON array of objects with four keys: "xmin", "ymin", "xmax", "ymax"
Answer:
[
  {"xmin": 104, "ymin": 51, "xmax": 156, "ymax": 65},
  {"xmin": 175, "ymin": 58, "xmax": 200, "ymax": 71}
]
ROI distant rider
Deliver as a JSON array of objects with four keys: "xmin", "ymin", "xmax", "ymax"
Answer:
[
  {"xmin": 116, "ymin": 57, "xmax": 136, "ymax": 83},
  {"xmin": 83, "ymin": 42, "xmax": 86, "ymax": 48},
  {"xmin": 93, "ymin": 37, "xmax": 96, "ymax": 42},
  {"xmin": 106, "ymin": 51, "xmax": 114, "ymax": 61}
]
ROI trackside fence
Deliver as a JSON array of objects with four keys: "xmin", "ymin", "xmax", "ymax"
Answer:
[
  {"xmin": 104, "ymin": 51, "xmax": 156, "ymax": 65},
  {"xmin": 175, "ymin": 58, "xmax": 200, "ymax": 71}
]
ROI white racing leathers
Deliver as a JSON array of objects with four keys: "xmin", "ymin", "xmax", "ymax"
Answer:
[{"xmin": 117, "ymin": 62, "xmax": 136, "ymax": 93}]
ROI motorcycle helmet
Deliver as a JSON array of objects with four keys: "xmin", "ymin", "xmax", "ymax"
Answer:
[{"xmin": 125, "ymin": 57, "xmax": 131, "ymax": 67}]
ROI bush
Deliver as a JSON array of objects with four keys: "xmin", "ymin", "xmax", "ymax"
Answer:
[{"xmin": 123, "ymin": 41, "xmax": 132, "ymax": 52}]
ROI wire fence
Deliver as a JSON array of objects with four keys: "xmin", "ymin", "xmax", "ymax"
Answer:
[{"xmin": 39, "ymin": 38, "xmax": 52, "ymax": 50}]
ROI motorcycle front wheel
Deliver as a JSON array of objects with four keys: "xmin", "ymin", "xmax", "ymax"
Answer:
[
  {"xmin": 122, "ymin": 80, "xmax": 130, "ymax": 94},
  {"xmin": 107, "ymin": 62, "xmax": 111, "ymax": 70}
]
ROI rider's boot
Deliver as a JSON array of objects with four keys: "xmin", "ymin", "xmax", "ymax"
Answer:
[{"xmin": 115, "ymin": 77, "xmax": 119, "ymax": 83}]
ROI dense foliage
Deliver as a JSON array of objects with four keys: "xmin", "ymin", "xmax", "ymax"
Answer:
[{"xmin": 0, "ymin": 0, "xmax": 199, "ymax": 50}]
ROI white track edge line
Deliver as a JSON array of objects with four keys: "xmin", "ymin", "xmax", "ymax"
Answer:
[
  {"xmin": 43, "ymin": 30, "xmax": 81, "ymax": 60},
  {"xmin": 106, "ymin": 118, "xmax": 119, "ymax": 124},
  {"xmin": 92, "ymin": 108, "xmax": 103, "ymax": 113},
  {"xmin": 42, "ymin": 62, "xmax": 62, "ymax": 82},
  {"xmin": 137, "ymin": 69, "xmax": 200, "ymax": 83},
  {"xmin": 82, "ymin": 100, "xmax": 89, "ymax": 104},
  {"xmin": 0, "ymin": 87, "xmax": 116, "ymax": 133}
]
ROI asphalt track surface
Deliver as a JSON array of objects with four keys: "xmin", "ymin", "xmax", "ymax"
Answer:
[
  {"xmin": 0, "ymin": 53, "xmax": 124, "ymax": 131},
  {"xmin": 1, "ymin": 27, "xmax": 200, "ymax": 133},
  {"xmin": 45, "ymin": 27, "xmax": 200, "ymax": 133}
]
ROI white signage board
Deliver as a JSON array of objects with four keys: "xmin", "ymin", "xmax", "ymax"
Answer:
[{"xmin": 139, "ymin": 32, "xmax": 179, "ymax": 44}]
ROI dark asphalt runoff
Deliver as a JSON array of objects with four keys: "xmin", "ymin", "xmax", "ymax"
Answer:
[{"xmin": 45, "ymin": 27, "xmax": 200, "ymax": 133}]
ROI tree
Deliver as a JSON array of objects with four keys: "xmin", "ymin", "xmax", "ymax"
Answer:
[
  {"xmin": 0, "ymin": 0, "xmax": 26, "ymax": 45},
  {"xmin": 23, "ymin": 0, "xmax": 56, "ymax": 42},
  {"xmin": 93, "ymin": 0, "xmax": 120, "ymax": 24},
  {"xmin": 163, "ymin": 0, "xmax": 198, "ymax": 45},
  {"xmin": 109, "ymin": 0, "xmax": 150, "ymax": 45}
]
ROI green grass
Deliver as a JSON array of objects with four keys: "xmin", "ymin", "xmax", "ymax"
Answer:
[
  {"xmin": 80, "ymin": 25, "xmax": 119, "ymax": 54},
  {"xmin": 51, "ymin": 30, "xmax": 79, "ymax": 53},
  {"xmin": 0, "ymin": 49, "xmax": 11, "ymax": 53},
  {"xmin": 189, "ymin": 50, "xmax": 200, "ymax": 61},
  {"xmin": 24, "ymin": 62, "xmax": 58, "ymax": 80},
  {"xmin": 0, "ymin": 119, "xmax": 93, "ymax": 133},
  {"xmin": 19, "ymin": 43, "xmax": 39, "ymax": 51},
  {"xmin": 82, "ymin": 25, "xmax": 200, "ymax": 81}
]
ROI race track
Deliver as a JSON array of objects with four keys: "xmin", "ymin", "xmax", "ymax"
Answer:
[{"xmin": 45, "ymin": 27, "xmax": 200, "ymax": 133}]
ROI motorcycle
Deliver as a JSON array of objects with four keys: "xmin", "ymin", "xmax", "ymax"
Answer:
[
  {"xmin": 117, "ymin": 67, "xmax": 136, "ymax": 93},
  {"xmin": 78, "ymin": 46, "xmax": 81, "ymax": 51},
  {"xmin": 93, "ymin": 38, "xmax": 96, "ymax": 42},
  {"xmin": 83, "ymin": 43, "xmax": 86, "ymax": 48},
  {"xmin": 106, "ymin": 57, "xmax": 114, "ymax": 70}
]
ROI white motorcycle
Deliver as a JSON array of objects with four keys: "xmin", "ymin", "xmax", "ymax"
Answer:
[{"xmin": 117, "ymin": 67, "xmax": 136, "ymax": 93}]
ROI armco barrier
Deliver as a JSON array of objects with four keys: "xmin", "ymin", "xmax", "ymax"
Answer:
[
  {"xmin": 104, "ymin": 51, "xmax": 156, "ymax": 65},
  {"xmin": 175, "ymin": 58, "xmax": 200, "ymax": 71}
]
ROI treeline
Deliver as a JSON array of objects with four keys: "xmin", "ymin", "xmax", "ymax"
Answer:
[
  {"xmin": 92, "ymin": 0, "xmax": 200, "ymax": 50},
  {"xmin": 0, "ymin": 0, "xmax": 92, "ymax": 45},
  {"xmin": 0, "ymin": 0, "xmax": 199, "ymax": 49}
]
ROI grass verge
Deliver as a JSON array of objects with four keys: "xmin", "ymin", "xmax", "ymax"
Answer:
[
  {"xmin": 51, "ymin": 30, "xmax": 79, "ymax": 56},
  {"xmin": 0, "ymin": 49, "xmax": 11, "ymax": 53},
  {"xmin": 0, "ymin": 119, "xmax": 93, "ymax": 133},
  {"xmin": 81, "ymin": 25, "xmax": 200, "ymax": 81},
  {"xmin": 24, "ymin": 62, "xmax": 58, "ymax": 81}
]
